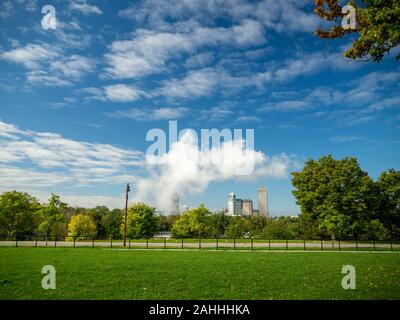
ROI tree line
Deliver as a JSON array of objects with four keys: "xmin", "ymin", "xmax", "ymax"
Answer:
[{"xmin": 0, "ymin": 155, "xmax": 399, "ymax": 240}]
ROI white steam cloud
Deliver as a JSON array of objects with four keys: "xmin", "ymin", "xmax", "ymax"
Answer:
[{"xmin": 134, "ymin": 130, "xmax": 296, "ymax": 212}]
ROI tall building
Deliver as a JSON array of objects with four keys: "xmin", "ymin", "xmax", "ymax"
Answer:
[
  {"xmin": 227, "ymin": 192, "xmax": 243, "ymax": 216},
  {"xmin": 171, "ymin": 192, "xmax": 180, "ymax": 215},
  {"xmin": 242, "ymin": 199, "xmax": 253, "ymax": 216},
  {"xmin": 234, "ymin": 198, "xmax": 243, "ymax": 215},
  {"xmin": 227, "ymin": 192, "xmax": 236, "ymax": 216},
  {"xmin": 258, "ymin": 187, "xmax": 268, "ymax": 217}
]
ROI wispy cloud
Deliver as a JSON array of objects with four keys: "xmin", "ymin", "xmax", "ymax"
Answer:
[
  {"xmin": 69, "ymin": 0, "xmax": 102, "ymax": 15},
  {"xmin": 0, "ymin": 43, "xmax": 96, "ymax": 87},
  {"xmin": 106, "ymin": 107, "xmax": 190, "ymax": 121},
  {"xmin": 0, "ymin": 120, "xmax": 143, "ymax": 189}
]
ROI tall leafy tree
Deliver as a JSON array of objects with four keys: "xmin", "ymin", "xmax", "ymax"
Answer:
[
  {"xmin": 172, "ymin": 204, "xmax": 214, "ymax": 238},
  {"xmin": 0, "ymin": 191, "xmax": 41, "ymax": 237},
  {"xmin": 87, "ymin": 206, "xmax": 110, "ymax": 238},
  {"xmin": 38, "ymin": 193, "xmax": 67, "ymax": 237},
  {"xmin": 67, "ymin": 214, "xmax": 97, "ymax": 240},
  {"xmin": 102, "ymin": 208, "xmax": 123, "ymax": 239},
  {"xmin": 123, "ymin": 203, "xmax": 158, "ymax": 239},
  {"xmin": 376, "ymin": 169, "xmax": 400, "ymax": 238},
  {"xmin": 291, "ymin": 155, "xmax": 379, "ymax": 239},
  {"xmin": 225, "ymin": 216, "xmax": 251, "ymax": 238},
  {"xmin": 314, "ymin": 0, "xmax": 400, "ymax": 61}
]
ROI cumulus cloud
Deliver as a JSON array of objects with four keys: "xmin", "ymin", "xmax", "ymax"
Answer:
[{"xmin": 136, "ymin": 129, "xmax": 297, "ymax": 211}]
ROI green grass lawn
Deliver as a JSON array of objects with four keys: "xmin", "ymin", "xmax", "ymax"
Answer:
[{"xmin": 0, "ymin": 248, "xmax": 399, "ymax": 300}]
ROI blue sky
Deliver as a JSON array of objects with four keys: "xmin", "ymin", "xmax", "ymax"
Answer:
[{"xmin": 0, "ymin": 0, "xmax": 399, "ymax": 215}]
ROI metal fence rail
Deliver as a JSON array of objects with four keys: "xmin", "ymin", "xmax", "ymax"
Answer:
[{"xmin": 0, "ymin": 235, "xmax": 399, "ymax": 251}]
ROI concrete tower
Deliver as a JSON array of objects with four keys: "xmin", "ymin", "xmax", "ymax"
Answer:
[
  {"xmin": 258, "ymin": 187, "xmax": 268, "ymax": 217},
  {"xmin": 171, "ymin": 192, "xmax": 180, "ymax": 215}
]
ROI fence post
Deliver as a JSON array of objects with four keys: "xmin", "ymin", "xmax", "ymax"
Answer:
[
  {"xmin": 320, "ymin": 239, "xmax": 323, "ymax": 251},
  {"xmin": 216, "ymin": 238, "xmax": 219, "ymax": 250},
  {"xmin": 234, "ymin": 238, "xmax": 236, "ymax": 250},
  {"xmin": 164, "ymin": 238, "xmax": 166, "ymax": 249},
  {"xmin": 181, "ymin": 238, "xmax": 183, "ymax": 249},
  {"xmin": 251, "ymin": 238, "xmax": 253, "ymax": 251},
  {"xmin": 35, "ymin": 235, "xmax": 38, "ymax": 248},
  {"xmin": 286, "ymin": 239, "xmax": 288, "ymax": 251}
]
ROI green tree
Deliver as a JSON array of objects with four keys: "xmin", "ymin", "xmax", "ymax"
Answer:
[
  {"xmin": 157, "ymin": 214, "xmax": 180, "ymax": 232},
  {"xmin": 0, "ymin": 191, "xmax": 41, "ymax": 238},
  {"xmin": 314, "ymin": 0, "xmax": 400, "ymax": 61},
  {"xmin": 37, "ymin": 193, "xmax": 67, "ymax": 237},
  {"xmin": 296, "ymin": 213, "xmax": 321, "ymax": 239},
  {"xmin": 171, "ymin": 204, "xmax": 214, "ymax": 238},
  {"xmin": 376, "ymin": 169, "xmax": 400, "ymax": 238},
  {"xmin": 67, "ymin": 214, "xmax": 97, "ymax": 240},
  {"xmin": 207, "ymin": 212, "xmax": 231, "ymax": 237},
  {"xmin": 261, "ymin": 217, "xmax": 300, "ymax": 239},
  {"xmin": 291, "ymin": 155, "xmax": 379, "ymax": 239},
  {"xmin": 87, "ymin": 206, "xmax": 110, "ymax": 238},
  {"xmin": 102, "ymin": 208, "xmax": 122, "ymax": 239},
  {"xmin": 225, "ymin": 216, "xmax": 251, "ymax": 238},
  {"xmin": 123, "ymin": 203, "xmax": 158, "ymax": 239}
]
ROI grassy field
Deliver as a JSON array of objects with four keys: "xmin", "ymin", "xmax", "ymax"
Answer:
[{"xmin": 0, "ymin": 248, "xmax": 399, "ymax": 300}]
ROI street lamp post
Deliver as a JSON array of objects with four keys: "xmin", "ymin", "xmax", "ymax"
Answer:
[{"xmin": 123, "ymin": 183, "xmax": 130, "ymax": 247}]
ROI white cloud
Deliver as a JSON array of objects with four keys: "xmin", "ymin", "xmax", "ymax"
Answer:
[
  {"xmin": 69, "ymin": 0, "xmax": 102, "ymax": 15},
  {"xmin": 0, "ymin": 43, "xmax": 60, "ymax": 69},
  {"xmin": 118, "ymin": 0, "xmax": 318, "ymax": 33},
  {"xmin": 50, "ymin": 55, "xmax": 95, "ymax": 79},
  {"xmin": 104, "ymin": 84, "xmax": 147, "ymax": 102},
  {"xmin": 26, "ymin": 70, "xmax": 73, "ymax": 87},
  {"xmin": 107, "ymin": 107, "xmax": 190, "ymax": 121},
  {"xmin": 0, "ymin": 43, "xmax": 96, "ymax": 86},
  {"xmin": 0, "ymin": 121, "xmax": 143, "ymax": 189},
  {"xmin": 160, "ymin": 68, "xmax": 218, "ymax": 99},
  {"xmin": 104, "ymin": 20, "xmax": 265, "ymax": 79}
]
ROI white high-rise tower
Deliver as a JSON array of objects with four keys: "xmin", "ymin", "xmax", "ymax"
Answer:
[{"xmin": 258, "ymin": 187, "xmax": 268, "ymax": 217}]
